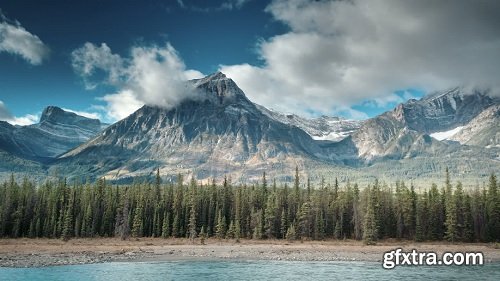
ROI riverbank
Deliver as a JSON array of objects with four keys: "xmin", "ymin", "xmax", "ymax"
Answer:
[{"xmin": 0, "ymin": 238, "xmax": 498, "ymax": 267}]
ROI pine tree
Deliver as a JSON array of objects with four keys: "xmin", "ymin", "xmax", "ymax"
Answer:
[
  {"xmin": 199, "ymin": 225, "xmax": 207, "ymax": 244},
  {"xmin": 415, "ymin": 193, "xmax": 426, "ymax": 242},
  {"xmin": 462, "ymin": 194, "xmax": 474, "ymax": 242},
  {"xmin": 280, "ymin": 208, "xmax": 287, "ymax": 239},
  {"xmin": 234, "ymin": 219, "xmax": 241, "ymax": 242},
  {"xmin": 132, "ymin": 204, "xmax": 144, "ymax": 238},
  {"xmin": 486, "ymin": 173, "xmax": 499, "ymax": 241},
  {"xmin": 227, "ymin": 220, "xmax": 235, "ymax": 239},
  {"xmin": 161, "ymin": 212, "xmax": 170, "ymax": 238},
  {"xmin": 363, "ymin": 187, "xmax": 378, "ymax": 245},
  {"xmin": 61, "ymin": 191, "xmax": 74, "ymax": 241},
  {"xmin": 188, "ymin": 183, "xmax": 197, "ymax": 241},
  {"xmin": 264, "ymin": 192, "xmax": 278, "ymax": 239},
  {"xmin": 298, "ymin": 202, "xmax": 312, "ymax": 239},
  {"xmin": 115, "ymin": 197, "xmax": 130, "ymax": 240},
  {"xmin": 334, "ymin": 220, "xmax": 341, "ymax": 239},
  {"xmin": 215, "ymin": 210, "xmax": 226, "ymax": 239},
  {"xmin": 444, "ymin": 168, "xmax": 458, "ymax": 242},
  {"xmin": 428, "ymin": 184, "xmax": 443, "ymax": 240},
  {"xmin": 286, "ymin": 223, "xmax": 296, "ymax": 241}
]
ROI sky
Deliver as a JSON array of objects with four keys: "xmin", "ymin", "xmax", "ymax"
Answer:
[{"xmin": 1, "ymin": 0, "xmax": 500, "ymax": 125}]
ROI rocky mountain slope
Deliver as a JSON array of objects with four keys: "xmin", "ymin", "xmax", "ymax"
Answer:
[{"xmin": 446, "ymin": 104, "xmax": 500, "ymax": 147}]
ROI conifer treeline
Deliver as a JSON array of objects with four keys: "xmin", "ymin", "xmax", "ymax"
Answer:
[{"xmin": 0, "ymin": 168, "xmax": 498, "ymax": 244}]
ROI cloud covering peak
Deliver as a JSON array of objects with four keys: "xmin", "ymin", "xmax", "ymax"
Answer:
[{"xmin": 71, "ymin": 42, "xmax": 204, "ymax": 121}]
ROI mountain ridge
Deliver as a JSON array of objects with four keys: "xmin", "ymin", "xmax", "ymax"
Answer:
[{"xmin": 1, "ymin": 73, "xmax": 499, "ymax": 185}]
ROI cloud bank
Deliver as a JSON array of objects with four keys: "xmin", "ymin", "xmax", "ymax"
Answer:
[
  {"xmin": 220, "ymin": 0, "xmax": 500, "ymax": 118},
  {"xmin": 0, "ymin": 12, "xmax": 50, "ymax": 65},
  {"xmin": 71, "ymin": 42, "xmax": 204, "ymax": 121},
  {"xmin": 0, "ymin": 101, "xmax": 38, "ymax": 126}
]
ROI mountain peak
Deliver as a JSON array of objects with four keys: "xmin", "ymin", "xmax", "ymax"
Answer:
[
  {"xmin": 208, "ymin": 71, "xmax": 226, "ymax": 79},
  {"xmin": 40, "ymin": 106, "xmax": 69, "ymax": 123},
  {"xmin": 194, "ymin": 71, "xmax": 231, "ymax": 85},
  {"xmin": 192, "ymin": 72, "xmax": 250, "ymax": 106},
  {"xmin": 40, "ymin": 106, "xmax": 102, "ymax": 128}
]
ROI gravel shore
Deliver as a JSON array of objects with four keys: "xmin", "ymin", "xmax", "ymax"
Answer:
[{"xmin": 1, "ymin": 238, "xmax": 498, "ymax": 267}]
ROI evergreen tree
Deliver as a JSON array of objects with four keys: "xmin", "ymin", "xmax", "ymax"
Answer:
[
  {"xmin": 444, "ymin": 169, "xmax": 458, "ymax": 242},
  {"xmin": 227, "ymin": 220, "xmax": 236, "ymax": 239},
  {"xmin": 286, "ymin": 223, "xmax": 296, "ymax": 241},
  {"xmin": 280, "ymin": 208, "xmax": 287, "ymax": 239},
  {"xmin": 161, "ymin": 212, "xmax": 170, "ymax": 238},
  {"xmin": 61, "ymin": 190, "xmax": 75, "ymax": 241},
  {"xmin": 199, "ymin": 225, "xmax": 207, "ymax": 244},
  {"xmin": 298, "ymin": 202, "xmax": 312, "ymax": 239},
  {"xmin": 188, "ymin": 182, "xmax": 197, "ymax": 241},
  {"xmin": 132, "ymin": 203, "xmax": 144, "ymax": 238},
  {"xmin": 363, "ymin": 187, "xmax": 378, "ymax": 245},
  {"xmin": 486, "ymin": 173, "xmax": 499, "ymax": 241},
  {"xmin": 215, "ymin": 210, "xmax": 226, "ymax": 239},
  {"xmin": 115, "ymin": 196, "xmax": 130, "ymax": 240}
]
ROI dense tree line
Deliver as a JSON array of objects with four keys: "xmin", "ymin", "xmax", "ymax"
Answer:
[{"xmin": 0, "ymin": 168, "xmax": 498, "ymax": 244}]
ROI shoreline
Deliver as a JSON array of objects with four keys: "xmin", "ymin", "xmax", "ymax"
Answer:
[{"xmin": 0, "ymin": 238, "xmax": 499, "ymax": 268}]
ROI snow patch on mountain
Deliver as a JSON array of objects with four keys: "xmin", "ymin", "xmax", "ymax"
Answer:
[{"xmin": 430, "ymin": 126, "xmax": 464, "ymax": 141}]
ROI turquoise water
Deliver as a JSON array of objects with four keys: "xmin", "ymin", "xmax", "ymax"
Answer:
[{"xmin": 1, "ymin": 260, "xmax": 499, "ymax": 281}]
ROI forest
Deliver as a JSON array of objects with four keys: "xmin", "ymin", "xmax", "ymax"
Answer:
[{"xmin": 0, "ymin": 168, "xmax": 498, "ymax": 244}]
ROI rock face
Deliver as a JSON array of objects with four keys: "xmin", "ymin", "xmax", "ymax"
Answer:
[
  {"xmin": 57, "ymin": 72, "xmax": 332, "ymax": 182},
  {"xmin": 448, "ymin": 104, "xmax": 500, "ymax": 147},
  {"xmin": 400, "ymin": 87, "xmax": 496, "ymax": 133},
  {"xmin": 0, "ymin": 106, "xmax": 106, "ymax": 160}
]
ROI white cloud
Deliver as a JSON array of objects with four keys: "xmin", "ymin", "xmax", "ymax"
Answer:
[
  {"xmin": 99, "ymin": 90, "xmax": 143, "ymax": 121},
  {"xmin": 9, "ymin": 114, "xmax": 39, "ymax": 126},
  {"xmin": 0, "ymin": 100, "xmax": 38, "ymax": 126},
  {"xmin": 72, "ymin": 42, "xmax": 203, "ymax": 122},
  {"xmin": 0, "ymin": 13, "xmax": 49, "ymax": 65},
  {"xmin": 71, "ymin": 42, "xmax": 124, "ymax": 90},
  {"xmin": 221, "ymin": 0, "xmax": 500, "ymax": 118},
  {"xmin": 61, "ymin": 108, "xmax": 102, "ymax": 120},
  {"xmin": 184, "ymin": 69, "xmax": 205, "ymax": 80}
]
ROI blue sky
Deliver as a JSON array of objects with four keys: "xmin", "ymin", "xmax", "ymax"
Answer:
[{"xmin": 1, "ymin": 0, "xmax": 498, "ymax": 124}]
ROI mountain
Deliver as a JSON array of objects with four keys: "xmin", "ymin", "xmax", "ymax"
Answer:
[
  {"xmin": 55, "ymin": 72, "xmax": 334, "ymax": 182},
  {"xmin": 2, "ymin": 74, "xmax": 499, "ymax": 185},
  {"xmin": 334, "ymin": 87, "xmax": 500, "ymax": 162},
  {"xmin": 256, "ymin": 104, "xmax": 363, "ymax": 142},
  {"xmin": 0, "ymin": 106, "xmax": 106, "ymax": 161},
  {"xmin": 52, "ymin": 75, "xmax": 500, "ymax": 184}
]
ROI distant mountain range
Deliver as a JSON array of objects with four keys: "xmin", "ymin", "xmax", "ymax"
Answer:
[{"xmin": 1, "ymin": 73, "xmax": 499, "ymax": 185}]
